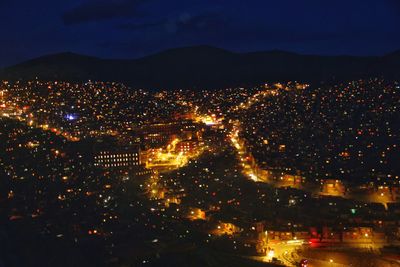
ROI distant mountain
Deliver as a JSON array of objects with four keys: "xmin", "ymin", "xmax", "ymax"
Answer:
[{"xmin": 1, "ymin": 46, "xmax": 400, "ymax": 89}]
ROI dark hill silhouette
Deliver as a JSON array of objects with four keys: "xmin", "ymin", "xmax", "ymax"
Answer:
[{"xmin": 1, "ymin": 46, "xmax": 399, "ymax": 89}]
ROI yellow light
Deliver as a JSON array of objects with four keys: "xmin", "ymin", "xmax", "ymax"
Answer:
[{"xmin": 267, "ymin": 250, "xmax": 275, "ymax": 259}]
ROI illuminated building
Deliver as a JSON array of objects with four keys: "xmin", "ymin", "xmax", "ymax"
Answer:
[
  {"xmin": 94, "ymin": 147, "xmax": 141, "ymax": 169},
  {"xmin": 143, "ymin": 133, "xmax": 170, "ymax": 147},
  {"xmin": 211, "ymin": 222, "xmax": 242, "ymax": 236},
  {"xmin": 138, "ymin": 121, "xmax": 201, "ymax": 148},
  {"xmin": 176, "ymin": 140, "xmax": 198, "ymax": 154},
  {"xmin": 321, "ymin": 179, "xmax": 346, "ymax": 197}
]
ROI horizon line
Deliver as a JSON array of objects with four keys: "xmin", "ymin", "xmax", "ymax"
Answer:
[{"xmin": 4, "ymin": 45, "xmax": 400, "ymax": 69}]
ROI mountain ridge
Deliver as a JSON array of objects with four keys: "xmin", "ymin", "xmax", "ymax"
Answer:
[{"xmin": 1, "ymin": 46, "xmax": 400, "ymax": 89}]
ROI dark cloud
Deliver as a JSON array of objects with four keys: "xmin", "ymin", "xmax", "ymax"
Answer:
[
  {"xmin": 63, "ymin": 0, "xmax": 146, "ymax": 25},
  {"xmin": 386, "ymin": 0, "xmax": 400, "ymax": 11},
  {"xmin": 171, "ymin": 13, "xmax": 224, "ymax": 33},
  {"xmin": 118, "ymin": 19, "xmax": 166, "ymax": 31},
  {"xmin": 0, "ymin": 0, "xmax": 12, "ymax": 7},
  {"xmin": 117, "ymin": 13, "xmax": 224, "ymax": 34}
]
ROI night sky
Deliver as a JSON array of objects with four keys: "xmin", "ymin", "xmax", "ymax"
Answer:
[{"xmin": 1, "ymin": 0, "xmax": 400, "ymax": 66}]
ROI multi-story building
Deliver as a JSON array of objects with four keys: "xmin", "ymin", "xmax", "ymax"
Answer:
[
  {"xmin": 137, "ymin": 121, "xmax": 201, "ymax": 148},
  {"xmin": 94, "ymin": 147, "xmax": 140, "ymax": 169},
  {"xmin": 176, "ymin": 140, "xmax": 198, "ymax": 154}
]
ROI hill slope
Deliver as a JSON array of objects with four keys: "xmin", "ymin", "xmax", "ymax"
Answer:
[{"xmin": 1, "ymin": 46, "xmax": 400, "ymax": 89}]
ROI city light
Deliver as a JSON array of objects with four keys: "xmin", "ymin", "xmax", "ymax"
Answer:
[
  {"xmin": 65, "ymin": 114, "xmax": 77, "ymax": 121},
  {"xmin": 1, "ymin": 78, "xmax": 399, "ymax": 267}
]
